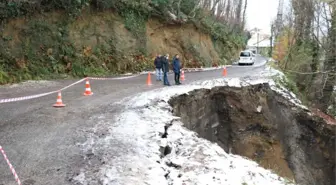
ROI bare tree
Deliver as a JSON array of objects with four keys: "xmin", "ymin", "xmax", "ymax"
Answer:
[
  {"xmin": 242, "ymin": 0, "xmax": 248, "ymax": 28},
  {"xmin": 276, "ymin": 0, "xmax": 335, "ymax": 113}
]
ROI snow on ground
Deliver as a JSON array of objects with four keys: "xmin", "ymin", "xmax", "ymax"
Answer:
[{"xmin": 74, "ymin": 67, "xmax": 299, "ymax": 185}]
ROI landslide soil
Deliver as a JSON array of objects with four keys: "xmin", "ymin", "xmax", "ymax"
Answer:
[
  {"xmin": 1, "ymin": 10, "xmax": 222, "ymax": 75},
  {"xmin": 169, "ymin": 84, "xmax": 335, "ymax": 185}
]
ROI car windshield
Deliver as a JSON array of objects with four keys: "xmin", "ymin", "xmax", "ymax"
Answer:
[{"xmin": 240, "ymin": 52, "xmax": 251, "ymax": 57}]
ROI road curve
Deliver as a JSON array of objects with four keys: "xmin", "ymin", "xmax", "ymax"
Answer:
[{"xmin": 0, "ymin": 56, "xmax": 268, "ymax": 185}]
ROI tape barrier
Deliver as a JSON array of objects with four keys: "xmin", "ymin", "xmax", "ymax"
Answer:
[
  {"xmin": 0, "ymin": 66, "xmax": 229, "ymax": 104},
  {"xmin": 0, "ymin": 75, "xmax": 139, "ymax": 104},
  {"xmin": 0, "ymin": 145, "xmax": 22, "ymax": 185},
  {"xmin": 141, "ymin": 65, "xmax": 230, "ymax": 74},
  {"xmin": 0, "ymin": 91, "xmax": 58, "ymax": 104},
  {"xmin": 88, "ymin": 74, "xmax": 141, "ymax": 80},
  {"xmin": 183, "ymin": 65, "xmax": 230, "ymax": 72}
]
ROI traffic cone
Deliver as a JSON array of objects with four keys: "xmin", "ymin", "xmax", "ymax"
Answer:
[
  {"xmin": 180, "ymin": 70, "xmax": 185, "ymax": 81},
  {"xmin": 222, "ymin": 67, "xmax": 227, "ymax": 77},
  {"xmin": 53, "ymin": 91, "xmax": 66, "ymax": 107},
  {"xmin": 83, "ymin": 79, "xmax": 93, "ymax": 96},
  {"xmin": 147, "ymin": 72, "xmax": 152, "ymax": 86}
]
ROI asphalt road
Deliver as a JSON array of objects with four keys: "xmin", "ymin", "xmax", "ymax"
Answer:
[{"xmin": 0, "ymin": 56, "xmax": 268, "ymax": 185}]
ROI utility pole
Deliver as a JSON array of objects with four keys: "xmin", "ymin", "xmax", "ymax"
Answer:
[
  {"xmin": 251, "ymin": 27, "xmax": 261, "ymax": 54},
  {"xmin": 255, "ymin": 28, "xmax": 261, "ymax": 55},
  {"xmin": 275, "ymin": 0, "xmax": 284, "ymax": 37},
  {"xmin": 270, "ymin": 24, "xmax": 274, "ymax": 57},
  {"xmin": 257, "ymin": 32, "xmax": 259, "ymax": 54}
]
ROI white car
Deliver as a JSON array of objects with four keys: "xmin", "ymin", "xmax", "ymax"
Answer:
[{"xmin": 238, "ymin": 50, "xmax": 255, "ymax": 65}]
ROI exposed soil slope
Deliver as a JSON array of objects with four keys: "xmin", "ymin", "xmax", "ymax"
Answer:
[
  {"xmin": 0, "ymin": 10, "xmax": 231, "ymax": 84},
  {"xmin": 169, "ymin": 84, "xmax": 335, "ymax": 185}
]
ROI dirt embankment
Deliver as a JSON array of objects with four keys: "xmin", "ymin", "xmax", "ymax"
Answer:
[
  {"xmin": 169, "ymin": 84, "xmax": 335, "ymax": 185},
  {"xmin": 0, "ymin": 10, "xmax": 224, "ymax": 77}
]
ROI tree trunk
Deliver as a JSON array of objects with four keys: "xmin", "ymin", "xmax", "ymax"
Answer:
[
  {"xmin": 242, "ymin": 0, "xmax": 247, "ymax": 29},
  {"xmin": 235, "ymin": 0, "xmax": 243, "ymax": 29},
  {"xmin": 321, "ymin": 5, "xmax": 336, "ymax": 112},
  {"xmin": 225, "ymin": 0, "xmax": 231, "ymax": 21}
]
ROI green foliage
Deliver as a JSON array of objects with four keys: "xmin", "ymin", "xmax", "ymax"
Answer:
[
  {"xmin": 92, "ymin": 0, "xmax": 151, "ymax": 55},
  {"xmin": 180, "ymin": 0, "xmax": 199, "ymax": 15},
  {"xmin": 182, "ymin": 42, "xmax": 208, "ymax": 67},
  {"xmin": 196, "ymin": 16, "xmax": 246, "ymax": 62},
  {"xmin": 0, "ymin": 64, "xmax": 10, "ymax": 84},
  {"xmin": 282, "ymin": 74, "xmax": 300, "ymax": 96},
  {"xmin": 120, "ymin": 10, "xmax": 147, "ymax": 54},
  {"xmin": 278, "ymin": 42, "xmax": 316, "ymax": 103},
  {"xmin": 152, "ymin": 0, "xmax": 169, "ymax": 7},
  {"xmin": 0, "ymin": 0, "xmax": 246, "ymax": 84},
  {"xmin": 327, "ymin": 103, "xmax": 336, "ymax": 118},
  {"xmin": 0, "ymin": 0, "xmax": 90, "ymax": 20},
  {"xmin": 121, "ymin": 10, "xmax": 147, "ymax": 39},
  {"xmin": 272, "ymin": 73, "xmax": 300, "ymax": 99},
  {"xmin": 283, "ymin": 43, "xmax": 314, "ymax": 69}
]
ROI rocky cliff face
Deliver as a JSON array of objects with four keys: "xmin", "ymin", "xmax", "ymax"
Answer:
[{"xmin": 169, "ymin": 84, "xmax": 335, "ymax": 185}]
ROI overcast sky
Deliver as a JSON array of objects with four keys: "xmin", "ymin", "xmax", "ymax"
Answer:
[{"xmin": 246, "ymin": 0, "xmax": 290, "ymax": 34}]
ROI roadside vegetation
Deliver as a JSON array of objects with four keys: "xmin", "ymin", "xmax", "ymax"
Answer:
[
  {"xmin": 272, "ymin": 0, "xmax": 335, "ymax": 116},
  {"xmin": 0, "ymin": 0, "xmax": 250, "ymax": 84}
]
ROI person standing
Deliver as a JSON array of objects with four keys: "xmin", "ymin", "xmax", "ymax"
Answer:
[
  {"xmin": 162, "ymin": 54, "xmax": 170, "ymax": 86},
  {"xmin": 172, "ymin": 54, "xmax": 182, "ymax": 85},
  {"xmin": 154, "ymin": 54, "xmax": 163, "ymax": 81}
]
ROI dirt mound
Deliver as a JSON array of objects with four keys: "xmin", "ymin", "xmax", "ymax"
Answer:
[{"xmin": 169, "ymin": 84, "xmax": 335, "ymax": 185}]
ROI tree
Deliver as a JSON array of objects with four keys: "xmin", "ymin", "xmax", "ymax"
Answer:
[
  {"xmin": 321, "ymin": 1, "xmax": 335, "ymax": 111},
  {"xmin": 274, "ymin": 0, "xmax": 335, "ymax": 114}
]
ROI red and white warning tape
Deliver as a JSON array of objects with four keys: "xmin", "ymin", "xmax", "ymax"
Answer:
[
  {"xmin": 0, "ymin": 79, "xmax": 87, "ymax": 104},
  {"xmin": 59, "ymin": 78, "xmax": 86, "ymax": 91},
  {"xmin": 0, "ymin": 75, "xmax": 140, "ymax": 104},
  {"xmin": 0, "ymin": 91, "xmax": 57, "ymax": 104},
  {"xmin": 0, "ymin": 145, "xmax": 22, "ymax": 185},
  {"xmin": 88, "ymin": 74, "xmax": 140, "ymax": 80},
  {"xmin": 0, "ymin": 66, "xmax": 228, "ymax": 104}
]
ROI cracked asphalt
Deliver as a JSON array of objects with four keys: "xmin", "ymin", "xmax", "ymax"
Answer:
[{"xmin": 0, "ymin": 56, "xmax": 268, "ymax": 185}]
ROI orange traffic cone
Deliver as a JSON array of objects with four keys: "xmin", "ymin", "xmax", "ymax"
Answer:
[
  {"xmin": 53, "ymin": 91, "xmax": 66, "ymax": 107},
  {"xmin": 180, "ymin": 70, "xmax": 185, "ymax": 81},
  {"xmin": 222, "ymin": 67, "xmax": 227, "ymax": 77},
  {"xmin": 83, "ymin": 79, "xmax": 93, "ymax": 96},
  {"xmin": 147, "ymin": 72, "xmax": 152, "ymax": 86}
]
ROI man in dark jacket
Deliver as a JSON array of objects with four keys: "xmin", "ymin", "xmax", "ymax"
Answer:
[
  {"xmin": 172, "ymin": 54, "xmax": 182, "ymax": 85},
  {"xmin": 154, "ymin": 54, "xmax": 162, "ymax": 81},
  {"xmin": 162, "ymin": 54, "xmax": 170, "ymax": 86}
]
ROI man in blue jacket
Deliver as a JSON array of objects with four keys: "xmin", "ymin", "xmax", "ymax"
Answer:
[
  {"xmin": 162, "ymin": 54, "xmax": 171, "ymax": 86},
  {"xmin": 154, "ymin": 54, "xmax": 162, "ymax": 81},
  {"xmin": 172, "ymin": 54, "xmax": 182, "ymax": 85}
]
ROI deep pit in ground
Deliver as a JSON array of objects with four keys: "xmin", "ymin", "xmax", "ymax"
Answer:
[{"xmin": 169, "ymin": 83, "xmax": 335, "ymax": 185}]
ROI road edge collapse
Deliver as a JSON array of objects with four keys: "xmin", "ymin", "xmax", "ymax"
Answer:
[{"xmin": 73, "ymin": 67, "xmax": 304, "ymax": 185}]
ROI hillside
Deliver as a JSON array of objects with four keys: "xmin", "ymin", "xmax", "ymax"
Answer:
[{"xmin": 0, "ymin": 1, "xmax": 249, "ymax": 84}]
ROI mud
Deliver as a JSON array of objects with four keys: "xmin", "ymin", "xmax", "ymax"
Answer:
[{"xmin": 169, "ymin": 83, "xmax": 335, "ymax": 185}]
